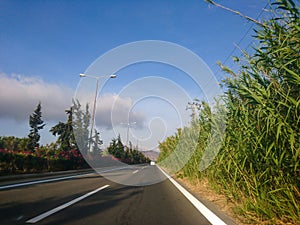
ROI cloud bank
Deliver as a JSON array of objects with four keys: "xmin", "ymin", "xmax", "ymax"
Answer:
[
  {"xmin": 96, "ymin": 93, "xmax": 146, "ymax": 129},
  {"xmin": 0, "ymin": 73, "xmax": 146, "ymax": 130},
  {"xmin": 0, "ymin": 73, "xmax": 73, "ymax": 122}
]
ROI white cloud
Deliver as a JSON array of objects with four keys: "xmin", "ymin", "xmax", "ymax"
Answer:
[
  {"xmin": 0, "ymin": 73, "xmax": 146, "ymax": 129},
  {"xmin": 0, "ymin": 73, "xmax": 149, "ymax": 147},
  {"xmin": 96, "ymin": 93, "xmax": 146, "ymax": 129},
  {"xmin": 0, "ymin": 73, "xmax": 73, "ymax": 122}
]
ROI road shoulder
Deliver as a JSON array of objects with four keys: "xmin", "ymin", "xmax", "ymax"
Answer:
[{"xmin": 175, "ymin": 176, "xmax": 241, "ymax": 225}]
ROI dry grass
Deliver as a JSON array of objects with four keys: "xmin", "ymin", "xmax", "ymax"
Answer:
[
  {"xmin": 176, "ymin": 176, "xmax": 299, "ymax": 225},
  {"xmin": 177, "ymin": 176, "xmax": 244, "ymax": 225}
]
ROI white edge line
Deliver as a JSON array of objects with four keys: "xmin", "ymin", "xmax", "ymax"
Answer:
[
  {"xmin": 132, "ymin": 170, "xmax": 139, "ymax": 174},
  {"xmin": 157, "ymin": 166, "xmax": 227, "ymax": 225},
  {"xmin": 26, "ymin": 184, "xmax": 110, "ymax": 223},
  {"xmin": 0, "ymin": 173, "xmax": 95, "ymax": 190}
]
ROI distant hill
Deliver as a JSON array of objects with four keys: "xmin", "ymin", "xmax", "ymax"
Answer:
[{"xmin": 142, "ymin": 150, "xmax": 159, "ymax": 161}]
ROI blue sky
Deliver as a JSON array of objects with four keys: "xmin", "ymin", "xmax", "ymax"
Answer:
[{"xmin": 0, "ymin": 0, "xmax": 268, "ymax": 150}]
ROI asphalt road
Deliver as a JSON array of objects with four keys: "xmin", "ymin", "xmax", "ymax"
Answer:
[{"xmin": 0, "ymin": 165, "xmax": 229, "ymax": 225}]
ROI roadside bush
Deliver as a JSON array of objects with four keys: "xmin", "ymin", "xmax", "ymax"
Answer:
[
  {"xmin": 0, "ymin": 148, "xmax": 88, "ymax": 175},
  {"xmin": 158, "ymin": 1, "xmax": 300, "ymax": 223}
]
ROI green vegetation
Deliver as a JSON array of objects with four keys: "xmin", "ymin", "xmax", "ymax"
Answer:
[
  {"xmin": 0, "ymin": 99, "xmax": 149, "ymax": 175},
  {"xmin": 27, "ymin": 102, "xmax": 45, "ymax": 151},
  {"xmin": 50, "ymin": 100, "xmax": 101, "ymax": 156},
  {"xmin": 107, "ymin": 135, "xmax": 150, "ymax": 164},
  {"xmin": 158, "ymin": 1, "xmax": 300, "ymax": 224},
  {"xmin": 0, "ymin": 137, "xmax": 87, "ymax": 174},
  {"xmin": 0, "ymin": 100, "xmax": 95, "ymax": 174}
]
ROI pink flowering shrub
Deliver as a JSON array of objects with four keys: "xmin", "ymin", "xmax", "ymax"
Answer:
[{"xmin": 0, "ymin": 148, "xmax": 88, "ymax": 175}]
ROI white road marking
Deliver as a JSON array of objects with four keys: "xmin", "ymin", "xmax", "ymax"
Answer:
[
  {"xmin": 157, "ymin": 166, "xmax": 227, "ymax": 225},
  {"xmin": 0, "ymin": 166, "xmax": 134, "ymax": 190},
  {"xmin": 0, "ymin": 173, "xmax": 95, "ymax": 190},
  {"xmin": 132, "ymin": 170, "xmax": 139, "ymax": 174},
  {"xmin": 96, "ymin": 166, "xmax": 132, "ymax": 174},
  {"xmin": 26, "ymin": 185, "xmax": 110, "ymax": 223}
]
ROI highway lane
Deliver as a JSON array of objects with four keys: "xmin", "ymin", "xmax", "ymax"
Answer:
[{"xmin": 0, "ymin": 165, "xmax": 226, "ymax": 225}]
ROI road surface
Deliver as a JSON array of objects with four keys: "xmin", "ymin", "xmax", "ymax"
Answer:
[{"xmin": 0, "ymin": 165, "xmax": 230, "ymax": 225}]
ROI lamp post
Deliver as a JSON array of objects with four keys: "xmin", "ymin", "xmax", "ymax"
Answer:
[
  {"xmin": 79, "ymin": 73, "xmax": 117, "ymax": 153},
  {"xmin": 121, "ymin": 122, "xmax": 136, "ymax": 147}
]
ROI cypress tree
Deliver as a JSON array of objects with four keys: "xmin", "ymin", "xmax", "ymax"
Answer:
[{"xmin": 28, "ymin": 102, "xmax": 45, "ymax": 151}]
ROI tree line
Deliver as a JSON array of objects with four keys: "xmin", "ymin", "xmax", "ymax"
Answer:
[
  {"xmin": 1, "ymin": 100, "xmax": 113, "ymax": 174},
  {"xmin": 0, "ymin": 98, "xmax": 150, "ymax": 174},
  {"xmin": 107, "ymin": 135, "xmax": 150, "ymax": 164},
  {"xmin": 158, "ymin": 0, "xmax": 299, "ymax": 224}
]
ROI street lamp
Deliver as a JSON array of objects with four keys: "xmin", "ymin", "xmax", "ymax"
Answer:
[
  {"xmin": 79, "ymin": 73, "xmax": 117, "ymax": 153},
  {"xmin": 79, "ymin": 73, "xmax": 117, "ymax": 79},
  {"xmin": 121, "ymin": 122, "xmax": 136, "ymax": 147}
]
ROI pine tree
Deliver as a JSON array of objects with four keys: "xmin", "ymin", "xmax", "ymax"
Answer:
[
  {"xmin": 107, "ymin": 135, "xmax": 125, "ymax": 159},
  {"xmin": 72, "ymin": 100, "xmax": 90, "ymax": 155},
  {"xmin": 51, "ymin": 100, "xmax": 93, "ymax": 156},
  {"xmin": 91, "ymin": 129, "xmax": 103, "ymax": 154},
  {"xmin": 50, "ymin": 107, "xmax": 77, "ymax": 152},
  {"xmin": 28, "ymin": 102, "xmax": 45, "ymax": 151}
]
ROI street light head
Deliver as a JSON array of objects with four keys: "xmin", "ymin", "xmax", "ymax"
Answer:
[{"xmin": 79, "ymin": 73, "xmax": 116, "ymax": 79}]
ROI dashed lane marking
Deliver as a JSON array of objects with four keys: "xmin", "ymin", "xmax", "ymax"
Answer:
[{"xmin": 26, "ymin": 185, "xmax": 110, "ymax": 223}]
